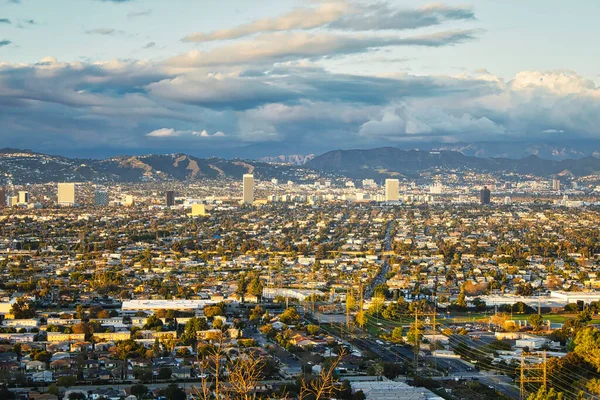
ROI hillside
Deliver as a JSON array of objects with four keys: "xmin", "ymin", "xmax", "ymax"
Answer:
[
  {"xmin": 307, "ymin": 147, "xmax": 600, "ymax": 179},
  {"xmin": 0, "ymin": 149, "xmax": 303, "ymax": 184}
]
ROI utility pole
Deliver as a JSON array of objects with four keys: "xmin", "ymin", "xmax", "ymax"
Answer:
[
  {"xmin": 518, "ymin": 350, "xmax": 547, "ymax": 400},
  {"xmin": 414, "ymin": 308, "xmax": 419, "ymax": 377},
  {"xmin": 432, "ymin": 298, "xmax": 437, "ymax": 372}
]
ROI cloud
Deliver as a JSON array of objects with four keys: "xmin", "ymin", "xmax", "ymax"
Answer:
[
  {"xmin": 183, "ymin": 1, "xmax": 475, "ymax": 42},
  {"xmin": 0, "ymin": 18, "xmax": 11, "ymax": 24},
  {"xmin": 359, "ymin": 106, "xmax": 505, "ymax": 139},
  {"xmin": 85, "ymin": 28, "xmax": 117, "ymax": 35},
  {"xmin": 169, "ymin": 30, "xmax": 480, "ymax": 68},
  {"xmin": 143, "ymin": 42, "xmax": 156, "ymax": 49},
  {"xmin": 0, "ymin": 40, "xmax": 11, "ymax": 47},
  {"xmin": 330, "ymin": 3, "xmax": 475, "ymax": 31},
  {"xmin": 146, "ymin": 72, "xmax": 299, "ymax": 110},
  {"xmin": 146, "ymin": 128, "xmax": 226, "ymax": 138},
  {"xmin": 128, "ymin": 9, "xmax": 152, "ymax": 18},
  {"xmin": 1, "ymin": 53, "xmax": 599, "ymax": 155}
]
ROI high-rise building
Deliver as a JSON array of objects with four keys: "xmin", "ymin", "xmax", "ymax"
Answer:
[
  {"xmin": 385, "ymin": 179, "xmax": 399, "ymax": 202},
  {"xmin": 552, "ymin": 179, "xmax": 561, "ymax": 191},
  {"xmin": 243, "ymin": 174, "xmax": 254, "ymax": 204},
  {"xmin": 0, "ymin": 187, "xmax": 5, "ymax": 208},
  {"xmin": 18, "ymin": 191, "xmax": 29, "ymax": 205},
  {"xmin": 124, "ymin": 195, "xmax": 134, "ymax": 206},
  {"xmin": 95, "ymin": 190, "xmax": 109, "ymax": 206},
  {"xmin": 166, "ymin": 190, "xmax": 175, "ymax": 207},
  {"xmin": 57, "ymin": 183, "xmax": 76, "ymax": 205},
  {"xmin": 480, "ymin": 186, "xmax": 491, "ymax": 205}
]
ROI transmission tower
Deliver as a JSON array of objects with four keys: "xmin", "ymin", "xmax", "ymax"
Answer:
[{"xmin": 517, "ymin": 351, "xmax": 547, "ymax": 400}]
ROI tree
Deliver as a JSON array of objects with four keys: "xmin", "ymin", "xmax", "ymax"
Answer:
[
  {"xmin": 57, "ymin": 375, "xmax": 77, "ymax": 388},
  {"xmin": 529, "ymin": 314, "xmax": 544, "ymax": 332},
  {"xmin": 355, "ymin": 311, "xmax": 366, "ymax": 329},
  {"xmin": 307, "ymin": 324, "xmax": 320, "ymax": 335},
  {"xmin": 249, "ymin": 305, "xmax": 264, "ymax": 323},
  {"xmin": 573, "ymin": 327, "xmax": 600, "ymax": 370},
  {"xmin": 527, "ymin": 387, "xmax": 563, "ymax": 400},
  {"xmin": 279, "ymin": 307, "xmax": 300, "ymax": 325},
  {"xmin": 131, "ymin": 384, "xmax": 149, "ymax": 399},
  {"xmin": 144, "ymin": 314, "xmax": 164, "ymax": 330},
  {"xmin": 10, "ymin": 297, "xmax": 35, "ymax": 319},
  {"xmin": 247, "ymin": 276, "xmax": 263, "ymax": 299},
  {"xmin": 152, "ymin": 338, "xmax": 162, "ymax": 357},
  {"xmin": 406, "ymin": 321, "xmax": 423, "ymax": 346},
  {"xmin": 237, "ymin": 274, "xmax": 248, "ymax": 302},
  {"xmin": 158, "ymin": 367, "xmax": 172, "ymax": 380},
  {"xmin": 75, "ymin": 304, "xmax": 85, "ymax": 319},
  {"xmin": 299, "ymin": 350, "xmax": 346, "ymax": 400},
  {"xmin": 391, "ymin": 327, "xmax": 404, "ymax": 342},
  {"xmin": 48, "ymin": 383, "xmax": 59, "ymax": 396},
  {"xmin": 34, "ymin": 351, "xmax": 51, "ymax": 363},
  {"xmin": 490, "ymin": 312, "xmax": 508, "ymax": 328},
  {"xmin": 455, "ymin": 288, "xmax": 467, "ymax": 309},
  {"xmin": 160, "ymin": 383, "xmax": 186, "ymax": 400}
]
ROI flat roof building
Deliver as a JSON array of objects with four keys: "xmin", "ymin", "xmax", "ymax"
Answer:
[
  {"xmin": 58, "ymin": 183, "xmax": 76, "ymax": 205},
  {"xmin": 384, "ymin": 179, "xmax": 399, "ymax": 202},
  {"xmin": 243, "ymin": 174, "xmax": 254, "ymax": 204}
]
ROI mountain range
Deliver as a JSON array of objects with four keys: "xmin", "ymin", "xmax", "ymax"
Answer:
[
  {"xmin": 306, "ymin": 147, "xmax": 600, "ymax": 179},
  {"xmin": 2, "ymin": 147, "xmax": 600, "ymax": 184},
  {"xmin": 0, "ymin": 148, "xmax": 304, "ymax": 185}
]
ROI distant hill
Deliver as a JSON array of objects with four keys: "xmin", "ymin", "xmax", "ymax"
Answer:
[
  {"xmin": 259, "ymin": 154, "xmax": 315, "ymax": 165},
  {"xmin": 2, "ymin": 147, "xmax": 600, "ymax": 184},
  {"xmin": 0, "ymin": 150, "xmax": 304, "ymax": 184},
  {"xmin": 307, "ymin": 147, "xmax": 600, "ymax": 179}
]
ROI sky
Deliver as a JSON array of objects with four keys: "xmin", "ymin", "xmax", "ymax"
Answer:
[{"xmin": 1, "ymin": 0, "xmax": 600, "ymax": 158}]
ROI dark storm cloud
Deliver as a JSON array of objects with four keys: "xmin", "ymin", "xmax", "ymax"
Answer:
[
  {"xmin": 0, "ymin": 40, "xmax": 12, "ymax": 47},
  {"xmin": 0, "ymin": 18, "xmax": 11, "ymax": 24}
]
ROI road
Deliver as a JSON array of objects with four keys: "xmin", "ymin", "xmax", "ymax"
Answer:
[{"xmin": 365, "ymin": 221, "xmax": 394, "ymax": 299}]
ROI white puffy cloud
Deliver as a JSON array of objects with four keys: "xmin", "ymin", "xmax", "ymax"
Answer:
[{"xmin": 146, "ymin": 128, "xmax": 226, "ymax": 138}]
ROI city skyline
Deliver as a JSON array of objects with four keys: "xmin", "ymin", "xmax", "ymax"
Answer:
[{"xmin": 1, "ymin": 1, "xmax": 600, "ymax": 158}]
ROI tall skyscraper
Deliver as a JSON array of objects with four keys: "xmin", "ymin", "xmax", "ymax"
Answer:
[
  {"xmin": 552, "ymin": 179, "xmax": 561, "ymax": 191},
  {"xmin": 18, "ymin": 191, "xmax": 29, "ymax": 205},
  {"xmin": 95, "ymin": 190, "xmax": 109, "ymax": 206},
  {"xmin": 385, "ymin": 179, "xmax": 399, "ymax": 202},
  {"xmin": 0, "ymin": 187, "xmax": 5, "ymax": 208},
  {"xmin": 166, "ymin": 190, "xmax": 175, "ymax": 207},
  {"xmin": 57, "ymin": 183, "xmax": 76, "ymax": 205},
  {"xmin": 480, "ymin": 186, "xmax": 491, "ymax": 205},
  {"xmin": 243, "ymin": 174, "xmax": 254, "ymax": 204}
]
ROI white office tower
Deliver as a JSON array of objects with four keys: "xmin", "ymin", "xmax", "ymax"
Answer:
[
  {"xmin": 18, "ymin": 191, "xmax": 29, "ymax": 205},
  {"xmin": 504, "ymin": 196, "xmax": 511, "ymax": 205},
  {"xmin": 57, "ymin": 183, "xmax": 76, "ymax": 205},
  {"xmin": 430, "ymin": 182, "xmax": 443, "ymax": 194},
  {"xmin": 243, "ymin": 174, "xmax": 254, "ymax": 204},
  {"xmin": 95, "ymin": 191, "xmax": 109, "ymax": 206},
  {"xmin": 385, "ymin": 179, "xmax": 399, "ymax": 202},
  {"xmin": 124, "ymin": 195, "xmax": 134, "ymax": 206},
  {"xmin": 362, "ymin": 179, "xmax": 376, "ymax": 188}
]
